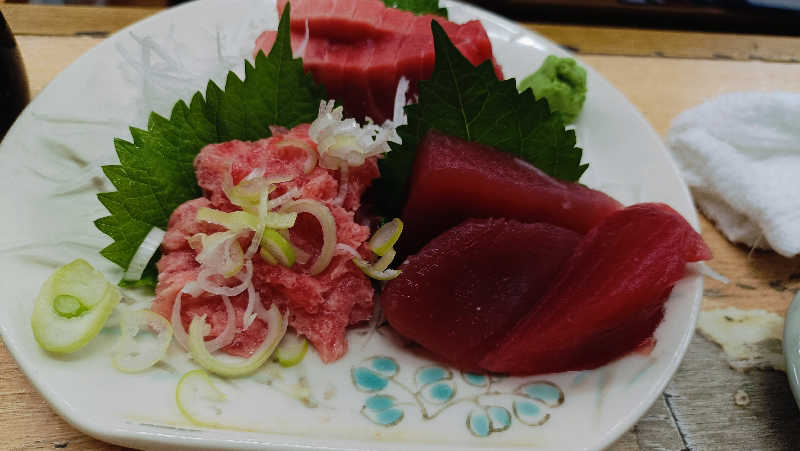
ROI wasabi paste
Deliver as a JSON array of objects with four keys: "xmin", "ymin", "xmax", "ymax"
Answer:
[{"xmin": 520, "ymin": 55, "xmax": 587, "ymax": 124}]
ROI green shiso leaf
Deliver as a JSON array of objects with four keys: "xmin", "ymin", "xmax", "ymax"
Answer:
[
  {"xmin": 373, "ymin": 21, "xmax": 588, "ymax": 217},
  {"xmin": 94, "ymin": 4, "xmax": 325, "ymax": 285},
  {"xmin": 382, "ymin": 0, "xmax": 448, "ymax": 18},
  {"xmin": 118, "ymin": 260, "xmax": 158, "ymax": 288}
]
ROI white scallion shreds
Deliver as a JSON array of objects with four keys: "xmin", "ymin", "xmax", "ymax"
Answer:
[
  {"xmin": 269, "ymin": 186, "xmax": 303, "ymax": 209},
  {"xmin": 295, "ymin": 18, "xmax": 310, "ymax": 59},
  {"xmin": 280, "ymin": 199, "xmax": 337, "ymax": 275},
  {"xmin": 308, "ymin": 100, "xmax": 401, "ymax": 170},
  {"xmin": 392, "ymin": 77, "xmax": 410, "ymax": 126},
  {"xmin": 336, "ymin": 243, "xmax": 362, "ymax": 259},
  {"xmin": 334, "ymin": 164, "xmax": 350, "ymax": 206},
  {"xmin": 203, "ymin": 295, "xmax": 237, "ymax": 352},
  {"xmin": 242, "ymin": 283, "xmax": 260, "ymax": 329},
  {"xmin": 123, "ymin": 227, "xmax": 166, "ymax": 281}
]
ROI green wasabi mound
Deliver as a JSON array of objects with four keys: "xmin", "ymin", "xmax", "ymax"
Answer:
[{"xmin": 519, "ymin": 55, "xmax": 587, "ymax": 124}]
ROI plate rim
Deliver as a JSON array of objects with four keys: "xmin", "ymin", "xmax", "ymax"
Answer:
[{"xmin": 783, "ymin": 292, "xmax": 800, "ymax": 410}]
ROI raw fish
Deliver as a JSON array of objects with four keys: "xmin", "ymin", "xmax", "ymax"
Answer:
[
  {"xmin": 400, "ymin": 131, "xmax": 622, "ymax": 256},
  {"xmin": 481, "ymin": 203, "xmax": 712, "ymax": 374},
  {"xmin": 255, "ymin": 0, "xmax": 503, "ymax": 122},
  {"xmin": 381, "ymin": 218, "xmax": 581, "ymax": 370}
]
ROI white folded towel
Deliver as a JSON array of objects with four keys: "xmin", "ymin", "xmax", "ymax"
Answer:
[{"xmin": 667, "ymin": 92, "xmax": 800, "ymax": 258}]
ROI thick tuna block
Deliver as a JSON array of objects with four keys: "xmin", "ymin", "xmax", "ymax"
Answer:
[
  {"xmin": 480, "ymin": 203, "xmax": 712, "ymax": 375},
  {"xmin": 400, "ymin": 131, "xmax": 622, "ymax": 256},
  {"xmin": 256, "ymin": 0, "xmax": 503, "ymax": 123},
  {"xmin": 381, "ymin": 218, "xmax": 581, "ymax": 370}
]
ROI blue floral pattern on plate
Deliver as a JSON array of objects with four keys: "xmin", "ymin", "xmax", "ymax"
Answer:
[{"xmin": 351, "ymin": 356, "xmax": 564, "ymax": 437}]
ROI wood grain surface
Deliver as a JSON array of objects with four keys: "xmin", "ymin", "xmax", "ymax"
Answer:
[
  {"xmin": 3, "ymin": 3, "xmax": 800, "ymax": 450},
  {"xmin": 2, "ymin": 4, "xmax": 160, "ymax": 37},
  {"xmin": 529, "ymin": 24, "xmax": 800, "ymax": 63},
  {"xmin": 6, "ymin": 3, "xmax": 800, "ymax": 61}
]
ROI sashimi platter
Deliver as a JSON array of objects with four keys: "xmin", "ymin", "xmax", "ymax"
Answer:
[{"xmin": 0, "ymin": 0, "xmax": 714, "ymax": 449}]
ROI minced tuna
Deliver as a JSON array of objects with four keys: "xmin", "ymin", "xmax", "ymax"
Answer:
[{"xmin": 152, "ymin": 124, "xmax": 379, "ymax": 363}]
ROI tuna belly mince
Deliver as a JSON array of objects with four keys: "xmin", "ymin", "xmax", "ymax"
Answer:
[
  {"xmin": 152, "ymin": 124, "xmax": 379, "ymax": 363},
  {"xmin": 255, "ymin": 0, "xmax": 503, "ymax": 123}
]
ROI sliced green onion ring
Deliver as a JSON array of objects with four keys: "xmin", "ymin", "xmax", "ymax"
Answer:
[
  {"xmin": 245, "ymin": 188, "xmax": 270, "ymax": 260},
  {"xmin": 191, "ymin": 231, "xmax": 245, "ymax": 278},
  {"xmin": 280, "ymin": 199, "xmax": 337, "ymax": 275},
  {"xmin": 368, "ymin": 218, "xmax": 403, "ymax": 257},
  {"xmin": 221, "ymin": 240, "xmax": 245, "ymax": 278},
  {"xmin": 112, "ymin": 310, "xmax": 173, "ymax": 373},
  {"xmin": 279, "ymin": 229, "xmax": 311, "ymax": 264},
  {"xmin": 54, "ymin": 295, "xmax": 86, "ymax": 318},
  {"xmin": 231, "ymin": 178, "xmax": 288, "ymax": 213},
  {"xmin": 259, "ymin": 247, "xmax": 279, "ymax": 265},
  {"xmin": 222, "ymin": 169, "xmax": 292, "ymax": 212},
  {"xmin": 353, "ymin": 257, "xmax": 402, "ymax": 281},
  {"xmin": 175, "ymin": 369, "xmax": 227, "ymax": 428},
  {"xmin": 260, "ymin": 228, "xmax": 296, "ymax": 267},
  {"xmin": 188, "ymin": 305, "xmax": 287, "ymax": 378},
  {"xmin": 196, "ymin": 208, "xmax": 260, "ymax": 232},
  {"xmin": 197, "ymin": 207, "xmax": 297, "ymax": 232},
  {"xmin": 123, "ymin": 227, "xmax": 165, "ymax": 282},
  {"xmin": 31, "ymin": 259, "xmax": 120, "ymax": 354},
  {"xmin": 275, "ymin": 332, "xmax": 308, "ymax": 367},
  {"xmin": 372, "ymin": 248, "xmax": 397, "ymax": 272},
  {"xmin": 262, "ymin": 211, "xmax": 298, "ymax": 230}
]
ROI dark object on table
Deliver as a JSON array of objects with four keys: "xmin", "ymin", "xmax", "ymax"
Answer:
[
  {"xmin": 467, "ymin": 0, "xmax": 800, "ymax": 36},
  {"xmin": 0, "ymin": 11, "xmax": 30, "ymax": 140}
]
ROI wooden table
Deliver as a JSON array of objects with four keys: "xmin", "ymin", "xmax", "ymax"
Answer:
[{"xmin": 2, "ymin": 3, "xmax": 800, "ymax": 450}]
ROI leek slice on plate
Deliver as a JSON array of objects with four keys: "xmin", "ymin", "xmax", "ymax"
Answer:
[
  {"xmin": 275, "ymin": 332, "xmax": 308, "ymax": 367},
  {"xmin": 188, "ymin": 304, "xmax": 287, "ymax": 377},
  {"xmin": 175, "ymin": 369, "xmax": 227, "ymax": 428},
  {"xmin": 112, "ymin": 310, "xmax": 173, "ymax": 373},
  {"xmin": 31, "ymin": 259, "xmax": 120, "ymax": 354},
  {"xmin": 354, "ymin": 218, "xmax": 403, "ymax": 281},
  {"xmin": 260, "ymin": 228, "xmax": 296, "ymax": 267},
  {"xmin": 368, "ymin": 218, "xmax": 403, "ymax": 256},
  {"xmin": 353, "ymin": 256, "xmax": 402, "ymax": 281}
]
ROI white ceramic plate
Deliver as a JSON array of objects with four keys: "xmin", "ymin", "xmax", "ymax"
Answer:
[
  {"xmin": 0, "ymin": 1, "xmax": 703, "ymax": 449},
  {"xmin": 783, "ymin": 292, "xmax": 800, "ymax": 409}
]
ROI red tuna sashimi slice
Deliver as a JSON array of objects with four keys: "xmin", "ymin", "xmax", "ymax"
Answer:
[
  {"xmin": 381, "ymin": 218, "xmax": 581, "ymax": 371},
  {"xmin": 278, "ymin": 0, "xmax": 423, "ymax": 40},
  {"xmin": 256, "ymin": 2, "xmax": 503, "ymax": 122},
  {"xmin": 279, "ymin": 0, "xmax": 382, "ymax": 40},
  {"xmin": 254, "ymin": 30, "xmax": 343, "ymax": 91},
  {"xmin": 353, "ymin": 0, "xmax": 389, "ymax": 31},
  {"xmin": 340, "ymin": 39, "xmax": 377, "ymax": 120},
  {"xmin": 400, "ymin": 131, "xmax": 622, "ymax": 256},
  {"xmin": 455, "ymin": 22, "xmax": 491, "ymax": 59},
  {"xmin": 366, "ymin": 38, "xmax": 403, "ymax": 120},
  {"xmin": 480, "ymin": 203, "xmax": 712, "ymax": 375},
  {"xmin": 452, "ymin": 21, "xmax": 504, "ymax": 77},
  {"xmin": 254, "ymin": 30, "xmax": 500, "ymax": 123},
  {"xmin": 331, "ymin": 0, "xmax": 358, "ymax": 20}
]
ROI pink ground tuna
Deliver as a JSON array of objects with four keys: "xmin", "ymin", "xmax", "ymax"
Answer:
[{"xmin": 152, "ymin": 124, "xmax": 379, "ymax": 363}]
